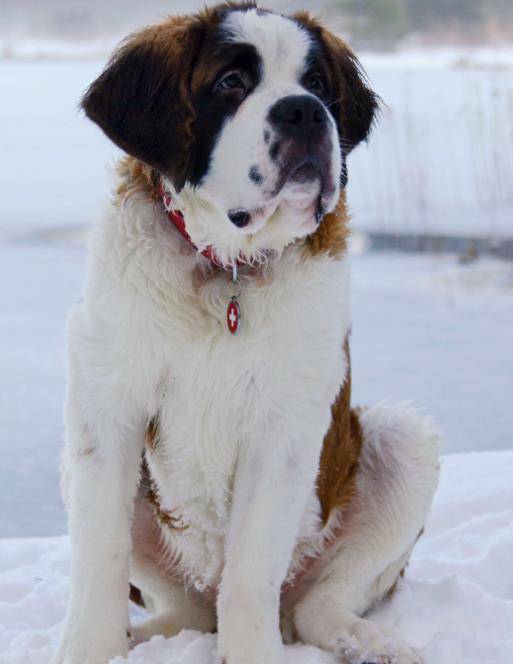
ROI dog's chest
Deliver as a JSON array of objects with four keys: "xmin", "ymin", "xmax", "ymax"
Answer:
[
  {"xmin": 140, "ymin": 253, "xmax": 350, "ymax": 589},
  {"xmin": 144, "ymin": 352, "xmax": 256, "ymax": 587}
]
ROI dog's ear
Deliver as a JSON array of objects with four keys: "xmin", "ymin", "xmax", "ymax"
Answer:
[
  {"xmin": 81, "ymin": 17, "xmax": 205, "ymax": 190},
  {"xmin": 322, "ymin": 32, "xmax": 379, "ymax": 152},
  {"xmin": 294, "ymin": 13, "xmax": 378, "ymax": 154}
]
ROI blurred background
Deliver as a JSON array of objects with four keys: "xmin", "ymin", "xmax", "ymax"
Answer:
[{"xmin": 1, "ymin": 0, "xmax": 512, "ymax": 538}]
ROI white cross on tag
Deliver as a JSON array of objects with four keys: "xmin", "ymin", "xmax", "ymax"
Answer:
[{"xmin": 227, "ymin": 297, "xmax": 240, "ymax": 335}]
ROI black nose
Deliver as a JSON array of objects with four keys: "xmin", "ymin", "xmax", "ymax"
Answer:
[
  {"xmin": 228, "ymin": 209, "xmax": 251, "ymax": 228},
  {"xmin": 269, "ymin": 95, "xmax": 327, "ymax": 139}
]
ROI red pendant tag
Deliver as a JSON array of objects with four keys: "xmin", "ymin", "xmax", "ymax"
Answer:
[{"xmin": 227, "ymin": 297, "xmax": 240, "ymax": 335}]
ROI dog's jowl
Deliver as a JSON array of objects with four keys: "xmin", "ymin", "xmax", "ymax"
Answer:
[{"xmin": 53, "ymin": 4, "xmax": 440, "ymax": 664}]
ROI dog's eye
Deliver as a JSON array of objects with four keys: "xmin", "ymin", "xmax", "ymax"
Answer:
[
  {"xmin": 304, "ymin": 72, "xmax": 327, "ymax": 98},
  {"xmin": 215, "ymin": 70, "xmax": 249, "ymax": 96}
]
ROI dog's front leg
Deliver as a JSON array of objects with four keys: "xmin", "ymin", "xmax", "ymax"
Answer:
[
  {"xmin": 52, "ymin": 384, "xmax": 145, "ymax": 664},
  {"xmin": 217, "ymin": 419, "xmax": 325, "ymax": 664}
]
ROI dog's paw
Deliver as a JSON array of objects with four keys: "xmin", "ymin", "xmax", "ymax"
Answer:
[
  {"xmin": 334, "ymin": 619, "xmax": 422, "ymax": 664},
  {"xmin": 216, "ymin": 601, "xmax": 285, "ymax": 664},
  {"xmin": 336, "ymin": 633, "xmax": 397, "ymax": 664},
  {"xmin": 129, "ymin": 616, "xmax": 182, "ymax": 646}
]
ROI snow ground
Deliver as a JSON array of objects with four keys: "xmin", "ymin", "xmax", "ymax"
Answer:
[{"xmin": 1, "ymin": 449, "xmax": 513, "ymax": 664}]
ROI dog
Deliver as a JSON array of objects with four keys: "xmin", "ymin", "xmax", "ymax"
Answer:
[{"xmin": 52, "ymin": 3, "xmax": 440, "ymax": 663}]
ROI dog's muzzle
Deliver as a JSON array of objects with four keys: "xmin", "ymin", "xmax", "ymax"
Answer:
[{"xmin": 266, "ymin": 95, "xmax": 336, "ymax": 207}]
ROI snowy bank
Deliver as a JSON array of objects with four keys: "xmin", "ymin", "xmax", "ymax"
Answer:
[{"xmin": 1, "ymin": 450, "xmax": 513, "ymax": 663}]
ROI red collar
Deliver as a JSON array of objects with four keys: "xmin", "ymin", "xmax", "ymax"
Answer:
[{"xmin": 159, "ymin": 186, "xmax": 243, "ymax": 269}]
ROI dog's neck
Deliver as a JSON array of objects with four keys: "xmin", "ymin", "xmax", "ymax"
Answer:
[
  {"xmin": 115, "ymin": 155, "xmax": 351, "ymax": 264},
  {"xmin": 159, "ymin": 185, "xmax": 252, "ymax": 272}
]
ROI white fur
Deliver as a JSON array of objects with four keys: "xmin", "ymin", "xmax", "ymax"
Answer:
[
  {"xmin": 53, "ymin": 184, "xmax": 350, "ymax": 663},
  {"xmin": 53, "ymin": 185, "xmax": 440, "ymax": 664},
  {"xmin": 53, "ymin": 10, "xmax": 440, "ymax": 664}
]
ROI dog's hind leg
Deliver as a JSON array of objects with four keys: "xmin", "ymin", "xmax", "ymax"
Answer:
[
  {"xmin": 293, "ymin": 403, "xmax": 440, "ymax": 664},
  {"xmin": 129, "ymin": 549, "xmax": 216, "ymax": 646}
]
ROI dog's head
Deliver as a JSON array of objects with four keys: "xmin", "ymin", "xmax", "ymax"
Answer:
[{"xmin": 82, "ymin": 2, "xmax": 377, "ymax": 263}]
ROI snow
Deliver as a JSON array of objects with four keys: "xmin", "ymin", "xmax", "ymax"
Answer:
[
  {"xmin": 0, "ymin": 38, "xmax": 117, "ymax": 62},
  {"xmin": 1, "ymin": 449, "xmax": 513, "ymax": 663},
  {"xmin": 359, "ymin": 47, "xmax": 513, "ymax": 71}
]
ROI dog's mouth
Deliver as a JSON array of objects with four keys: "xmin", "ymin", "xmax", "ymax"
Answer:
[
  {"xmin": 273, "ymin": 156, "xmax": 324, "ymax": 195},
  {"xmin": 226, "ymin": 155, "xmax": 337, "ymax": 232},
  {"xmin": 288, "ymin": 160, "xmax": 321, "ymax": 185},
  {"xmin": 280, "ymin": 160, "xmax": 328, "ymax": 225},
  {"xmin": 272, "ymin": 156, "xmax": 335, "ymax": 222}
]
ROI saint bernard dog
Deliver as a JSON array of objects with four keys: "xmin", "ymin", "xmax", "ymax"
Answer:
[{"xmin": 53, "ymin": 3, "xmax": 440, "ymax": 664}]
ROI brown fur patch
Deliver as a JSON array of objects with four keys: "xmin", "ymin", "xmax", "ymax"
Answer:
[
  {"xmin": 140, "ymin": 457, "xmax": 189, "ymax": 531},
  {"xmin": 81, "ymin": 13, "xmax": 210, "ymax": 187},
  {"xmin": 304, "ymin": 191, "xmax": 350, "ymax": 260},
  {"xmin": 82, "ymin": 3, "xmax": 260, "ymax": 189},
  {"xmin": 385, "ymin": 565, "xmax": 407, "ymax": 601},
  {"xmin": 115, "ymin": 156, "xmax": 159, "ymax": 204},
  {"xmin": 77, "ymin": 446, "xmax": 96, "ymax": 457},
  {"xmin": 384, "ymin": 578, "xmax": 400, "ymax": 601},
  {"xmin": 316, "ymin": 336, "xmax": 363, "ymax": 523},
  {"xmin": 144, "ymin": 414, "xmax": 161, "ymax": 452}
]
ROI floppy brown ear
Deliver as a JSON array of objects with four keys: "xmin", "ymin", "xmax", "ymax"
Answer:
[
  {"xmin": 81, "ymin": 17, "xmax": 205, "ymax": 190},
  {"xmin": 322, "ymin": 31, "xmax": 379, "ymax": 152}
]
